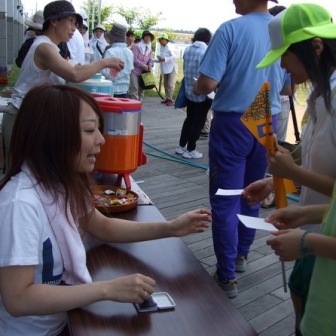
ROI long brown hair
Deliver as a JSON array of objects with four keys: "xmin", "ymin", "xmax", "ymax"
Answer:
[
  {"xmin": 288, "ymin": 39, "xmax": 336, "ymax": 111},
  {"xmin": 0, "ymin": 84, "xmax": 104, "ymax": 221}
]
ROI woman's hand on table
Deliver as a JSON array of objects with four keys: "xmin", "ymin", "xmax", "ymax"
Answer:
[
  {"xmin": 104, "ymin": 274, "xmax": 156, "ymax": 303},
  {"xmin": 169, "ymin": 209, "xmax": 211, "ymax": 237}
]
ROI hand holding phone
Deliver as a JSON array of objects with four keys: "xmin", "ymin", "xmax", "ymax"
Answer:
[{"xmin": 134, "ymin": 292, "xmax": 175, "ymax": 313}]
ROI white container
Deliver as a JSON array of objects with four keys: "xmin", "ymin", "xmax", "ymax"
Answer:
[{"xmin": 68, "ymin": 74, "xmax": 114, "ymax": 96}]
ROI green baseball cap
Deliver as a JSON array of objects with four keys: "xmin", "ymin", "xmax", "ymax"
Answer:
[
  {"xmin": 158, "ymin": 32, "xmax": 169, "ymax": 41},
  {"xmin": 134, "ymin": 30, "xmax": 143, "ymax": 40},
  {"xmin": 257, "ymin": 3, "xmax": 336, "ymax": 69}
]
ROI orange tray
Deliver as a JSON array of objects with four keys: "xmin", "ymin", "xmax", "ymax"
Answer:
[{"xmin": 93, "ymin": 185, "xmax": 138, "ymax": 214}]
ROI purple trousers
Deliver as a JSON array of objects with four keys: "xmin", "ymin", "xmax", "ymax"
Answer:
[{"xmin": 209, "ymin": 112, "xmax": 277, "ymax": 281}]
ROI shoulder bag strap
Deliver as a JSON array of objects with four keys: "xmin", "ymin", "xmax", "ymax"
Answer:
[{"xmin": 96, "ymin": 42, "xmax": 103, "ymax": 57}]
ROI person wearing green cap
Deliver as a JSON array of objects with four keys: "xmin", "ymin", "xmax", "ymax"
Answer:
[
  {"xmin": 255, "ymin": 3, "xmax": 336, "ymax": 336},
  {"xmin": 133, "ymin": 30, "xmax": 143, "ymax": 44},
  {"xmin": 194, "ymin": 0, "xmax": 290, "ymax": 299},
  {"xmin": 157, "ymin": 33, "xmax": 178, "ymax": 106}
]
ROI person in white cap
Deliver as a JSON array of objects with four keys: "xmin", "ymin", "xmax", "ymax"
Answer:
[
  {"xmin": 15, "ymin": 10, "xmax": 44, "ymax": 67},
  {"xmin": 79, "ymin": 10, "xmax": 89, "ymax": 42},
  {"xmin": 78, "ymin": 20, "xmax": 93, "ymax": 64},
  {"xmin": 89, "ymin": 23, "xmax": 107, "ymax": 62},
  {"xmin": 22, "ymin": 9, "xmax": 44, "ymax": 41},
  {"xmin": 15, "ymin": 9, "xmax": 71, "ymax": 68}
]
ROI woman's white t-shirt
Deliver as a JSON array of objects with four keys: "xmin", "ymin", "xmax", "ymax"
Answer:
[{"xmin": 0, "ymin": 171, "xmax": 66, "ymax": 335}]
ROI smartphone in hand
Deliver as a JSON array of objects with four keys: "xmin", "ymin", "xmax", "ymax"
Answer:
[
  {"xmin": 134, "ymin": 297, "xmax": 158, "ymax": 312},
  {"xmin": 134, "ymin": 292, "xmax": 175, "ymax": 313}
]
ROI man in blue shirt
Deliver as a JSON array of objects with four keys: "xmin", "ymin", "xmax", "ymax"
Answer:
[{"xmin": 195, "ymin": 0, "xmax": 291, "ymax": 298}]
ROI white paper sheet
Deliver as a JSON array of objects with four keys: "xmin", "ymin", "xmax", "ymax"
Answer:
[
  {"xmin": 237, "ymin": 214, "xmax": 278, "ymax": 231},
  {"xmin": 216, "ymin": 188, "xmax": 243, "ymax": 196}
]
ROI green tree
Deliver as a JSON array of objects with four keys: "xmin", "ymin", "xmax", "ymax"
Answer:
[
  {"xmin": 82, "ymin": 1, "xmax": 114, "ymax": 31},
  {"xmin": 116, "ymin": 7, "xmax": 138, "ymax": 29},
  {"xmin": 116, "ymin": 6, "xmax": 163, "ymax": 30}
]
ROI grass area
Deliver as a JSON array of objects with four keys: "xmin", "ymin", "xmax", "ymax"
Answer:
[{"xmin": 145, "ymin": 59, "xmax": 184, "ymax": 99}]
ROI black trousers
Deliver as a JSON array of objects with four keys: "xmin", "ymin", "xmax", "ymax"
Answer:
[{"xmin": 179, "ymin": 98, "xmax": 212, "ymax": 151}]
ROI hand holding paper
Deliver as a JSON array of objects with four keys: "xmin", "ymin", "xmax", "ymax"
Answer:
[
  {"xmin": 216, "ymin": 188, "xmax": 243, "ymax": 196},
  {"xmin": 237, "ymin": 214, "xmax": 278, "ymax": 232}
]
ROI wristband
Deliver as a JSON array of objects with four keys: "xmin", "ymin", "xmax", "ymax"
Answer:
[{"xmin": 300, "ymin": 231, "xmax": 313, "ymax": 257}]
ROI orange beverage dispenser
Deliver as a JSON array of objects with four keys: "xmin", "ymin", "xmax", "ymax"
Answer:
[{"xmin": 94, "ymin": 97, "xmax": 147, "ymax": 189}]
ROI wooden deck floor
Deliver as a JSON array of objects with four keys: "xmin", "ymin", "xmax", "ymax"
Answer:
[{"xmin": 132, "ymin": 97, "xmax": 298, "ymax": 336}]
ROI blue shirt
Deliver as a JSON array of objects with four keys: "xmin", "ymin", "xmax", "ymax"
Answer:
[
  {"xmin": 183, "ymin": 41, "xmax": 208, "ymax": 102},
  {"xmin": 102, "ymin": 43, "xmax": 134, "ymax": 95},
  {"xmin": 199, "ymin": 12, "xmax": 290, "ymax": 115}
]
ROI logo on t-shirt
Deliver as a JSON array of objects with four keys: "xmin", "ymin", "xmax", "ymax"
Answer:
[{"xmin": 42, "ymin": 238, "xmax": 62, "ymax": 285}]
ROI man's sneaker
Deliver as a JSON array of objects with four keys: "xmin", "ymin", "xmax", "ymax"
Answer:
[
  {"xmin": 175, "ymin": 146, "xmax": 187, "ymax": 155},
  {"xmin": 182, "ymin": 150, "xmax": 203, "ymax": 159},
  {"xmin": 213, "ymin": 272, "xmax": 238, "ymax": 298},
  {"xmin": 160, "ymin": 99, "xmax": 168, "ymax": 104},
  {"xmin": 235, "ymin": 256, "xmax": 247, "ymax": 273}
]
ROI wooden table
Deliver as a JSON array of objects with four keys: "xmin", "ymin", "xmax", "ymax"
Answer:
[{"xmin": 68, "ymin": 205, "xmax": 257, "ymax": 336}]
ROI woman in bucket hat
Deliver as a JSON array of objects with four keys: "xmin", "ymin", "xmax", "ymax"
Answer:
[
  {"xmin": 128, "ymin": 30, "xmax": 154, "ymax": 100},
  {"xmin": 102, "ymin": 23, "xmax": 134, "ymax": 97},
  {"xmin": 255, "ymin": 4, "xmax": 336, "ymax": 336},
  {"xmin": 2, "ymin": 0, "xmax": 124, "ymax": 173}
]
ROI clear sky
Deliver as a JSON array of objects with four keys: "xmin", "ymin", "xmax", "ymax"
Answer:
[{"xmin": 21, "ymin": 0, "xmax": 336, "ymax": 33}]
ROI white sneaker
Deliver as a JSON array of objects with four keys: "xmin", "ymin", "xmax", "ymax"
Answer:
[
  {"xmin": 182, "ymin": 150, "xmax": 203, "ymax": 159},
  {"xmin": 175, "ymin": 146, "xmax": 186, "ymax": 155}
]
